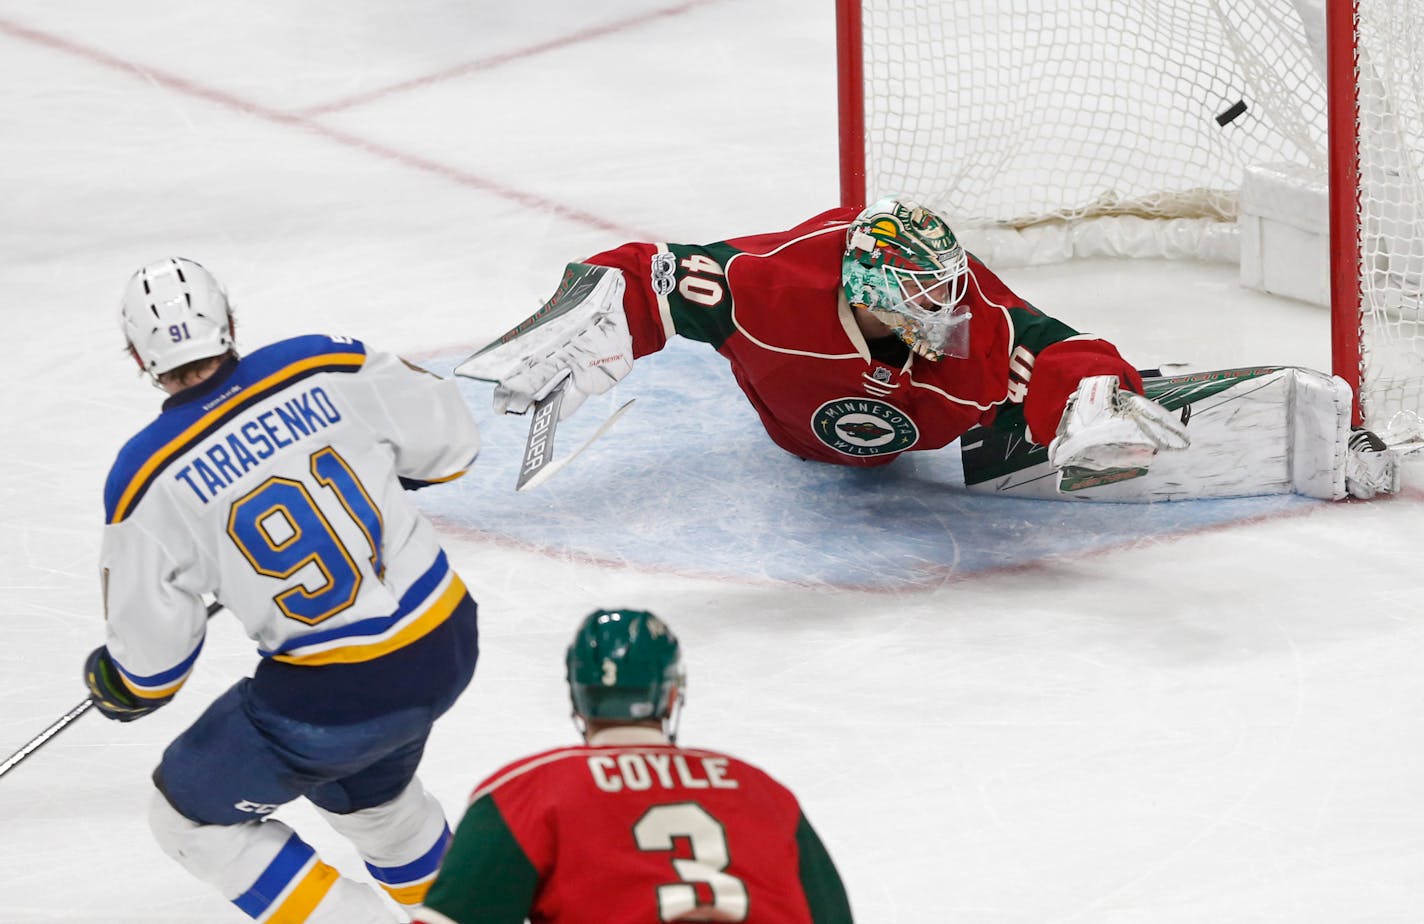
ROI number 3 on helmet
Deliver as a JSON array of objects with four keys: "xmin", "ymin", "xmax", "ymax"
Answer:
[
  {"xmin": 120, "ymin": 257, "xmax": 235, "ymax": 381},
  {"xmin": 565, "ymin": 609, "xmax": 686, "ymax": 736}
]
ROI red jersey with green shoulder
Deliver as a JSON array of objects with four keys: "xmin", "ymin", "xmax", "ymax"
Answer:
[
  {"xmin": 585, "ymin": 207, "xmax": 1030, "ymax": 465},
  {"xmin": 415, "ymin": 737, "xmax": 853, "ymax": 924}
]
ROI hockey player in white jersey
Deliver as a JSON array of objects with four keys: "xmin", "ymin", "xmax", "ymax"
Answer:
[{"xmin": 84, "ymin": 257, "xmax": 482, "ymax": 923}]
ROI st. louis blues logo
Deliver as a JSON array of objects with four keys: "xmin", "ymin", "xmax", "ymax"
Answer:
[{"xmin": 811, "ymin": 397, "xmax": 919, "ymax": 457}]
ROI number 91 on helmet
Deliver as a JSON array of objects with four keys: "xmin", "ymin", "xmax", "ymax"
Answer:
[
  {"xmin": 566, "ymin": 609, "xmax": 686, "ymax": 739},
  {"xmin": 120, "ymin": 257, "xmax": 235, "ymax": 382}
]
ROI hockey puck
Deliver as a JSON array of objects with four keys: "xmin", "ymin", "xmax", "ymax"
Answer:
[{"xmin": 1215, "ymin": 100, "xmax": 1248, "ymax": 126}]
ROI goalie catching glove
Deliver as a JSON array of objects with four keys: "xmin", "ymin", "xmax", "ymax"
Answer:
[
  {"xmin": 491, "ymin": 268, "xmax": 633, "ymax": 422},
  {"xmin": 1048, "ymin": 374, "xmax": 1191, "ymax": 472}
]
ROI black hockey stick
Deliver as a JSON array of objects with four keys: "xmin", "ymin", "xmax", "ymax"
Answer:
[
  {"xmin": 0, "ymin": 600, "xmax": 224, "ymax": 780},
  {"xmin": 0, "ymin": 697, "xmax": 94, "ymax": 779}
]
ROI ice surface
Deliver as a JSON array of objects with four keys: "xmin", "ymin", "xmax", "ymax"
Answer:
[{"xmin": 2, "ymin": 2, "xmax": 1423, "ymax": 921}]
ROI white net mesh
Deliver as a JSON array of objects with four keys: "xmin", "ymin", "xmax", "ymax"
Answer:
[
  {"xmin": 1357, "ymin": 0, "xmax": 1424, "ymax": 428},
  {"xmin": 856, "ymin": 0, "xmax": 1424, "ymax": 430},
  {"xmin": 860, "ymin": 1, "xmax": 1326, "ymax": 229}
]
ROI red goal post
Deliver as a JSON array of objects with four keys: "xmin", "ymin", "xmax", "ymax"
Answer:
[{"xmin": 837, "ymin": 0, "xmax": 1424, "ymax": 436}]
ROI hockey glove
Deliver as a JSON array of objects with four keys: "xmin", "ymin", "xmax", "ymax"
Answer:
[
  {"xmin": 492, "ymin": 269, "xmax": 633, "ymax": 422},
  {"xmin": 84, "ymin": 646, "xmax": 168, "ymax": 722},
  {"xmin": 1048, "ymin": 375, "xmax": 1190, "ymax": 472}
]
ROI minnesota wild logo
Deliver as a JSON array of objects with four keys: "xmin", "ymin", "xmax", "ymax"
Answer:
[
  {"xmin": 811, "ymin": 398, "xmax": 919, "ymax": 456},
  {"xmin": 857, "ymin": 201, "xmax": 959, "ymax": 271}
]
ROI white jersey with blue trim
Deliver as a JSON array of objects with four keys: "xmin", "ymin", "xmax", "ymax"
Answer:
[{"xmin": 99, "ymin": 334, "xmax": 480, "ymax": 702}]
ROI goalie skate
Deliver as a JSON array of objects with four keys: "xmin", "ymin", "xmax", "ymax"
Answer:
[
  {"xmin": 1047, "ymin": 375, "xmax": 1190, "ymax": 473},
  {"xmin": 1344, "ymin": 428, "xmax": 1400, "ymax": 499}
]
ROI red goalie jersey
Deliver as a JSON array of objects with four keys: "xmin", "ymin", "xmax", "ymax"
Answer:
[
  {"xmin": 413, "ymin": 728, "xmax": 852, "ymax": 924},
  {"xmin": 584, "ymin": 206, "xmax": 1140, "ymax": 464}
]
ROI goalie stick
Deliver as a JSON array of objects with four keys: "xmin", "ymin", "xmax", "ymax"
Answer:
[
  {"xmin": 516, "ymin": 390, "xmax": 636, "ymax": 492},
  {"xmin": 515, "ymin": 385, "xmax": 565, "ymax": 491},
  {"xmin": 1, "ymin": 600, "xmax": 225, "ymax": 781}
]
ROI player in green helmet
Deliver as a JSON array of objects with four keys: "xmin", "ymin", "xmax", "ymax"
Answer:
[
  {"xmin": 415, "ymin": 609, "xmax": 854, "ymax": 924},
  {"xmin": 565, "ymin": 608, "xmax": 686, "ymax": 737}
]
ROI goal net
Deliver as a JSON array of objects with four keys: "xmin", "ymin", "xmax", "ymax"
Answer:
[{"xmin": 838, "ymin": 0, "xmax": 1424, "ymax": 434}]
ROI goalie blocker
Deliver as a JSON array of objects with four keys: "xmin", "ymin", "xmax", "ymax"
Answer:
[
  {"xmin": 457, "ymin": 264, "xmax": 636, "ymax": 490},
  {"xmin": 457, "ymin": 264, "xmax": 633, "ymax": 422},
  {"xmin": 962, "ymin": 365, "xmax": 1400, "ymax": 501}
]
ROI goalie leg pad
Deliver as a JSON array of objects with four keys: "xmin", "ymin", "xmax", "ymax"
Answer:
[
  {"xmin": 1277, "ymin": 366, "xmax": 1399, "ymax": 499},
  {"xmin": 316, "ymin": 777, "xmax": 451, "ymax": 907},
  {"xmin": 964, "ymin": 365, "xmax": 1395, "ymax": 501}
]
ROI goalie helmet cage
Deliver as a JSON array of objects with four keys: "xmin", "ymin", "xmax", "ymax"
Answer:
[{"xmin": 836, "ymin": 0, "xmax": 1424, "ymax": 435}]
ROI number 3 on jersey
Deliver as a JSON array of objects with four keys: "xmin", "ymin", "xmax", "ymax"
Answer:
[
  {"xmin": 226, "ymin": 447, "xmax": 384, "ymax": 625},
  {"xmin": 634, "ymin": 802, "xmax": 749, "ymax": 922}
]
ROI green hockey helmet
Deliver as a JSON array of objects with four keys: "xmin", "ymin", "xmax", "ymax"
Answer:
[{"xmin": 566, "ymin": 608, "xmax": 685, "ymax": 724}]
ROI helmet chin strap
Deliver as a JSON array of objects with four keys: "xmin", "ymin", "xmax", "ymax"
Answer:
[
  {"xmin": 664, "ymin": 685, "xmax": 686, "ymax": 744},
  {"xmin": 571, "ymin": 689, "xmax": 687, "ymax": 744}
]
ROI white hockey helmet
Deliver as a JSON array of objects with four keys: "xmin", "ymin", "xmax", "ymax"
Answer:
[{"xmin": 120, "ymin": 257, "xmax": 234, "ymax": 377}]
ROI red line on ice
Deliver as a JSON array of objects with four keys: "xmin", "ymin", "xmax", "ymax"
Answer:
[
  {"xmin": 298, "ymin": 0, "xmax": 726, "ymax": 117},
  {"xmin": 0, "ymin": 15, "xmax": 655, "ymax": 240}
]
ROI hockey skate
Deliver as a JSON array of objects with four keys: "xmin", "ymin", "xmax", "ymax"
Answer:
[
  {"xmin": 1047, "ymin": 375, "xmax": 1191, "ymax": 477},
  {"xmin": 1344, "ymin": 427, "xmax": 1400, "ymax": 499}
]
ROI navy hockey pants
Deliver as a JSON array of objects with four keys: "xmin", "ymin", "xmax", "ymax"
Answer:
[{"xmin": 153, "ymin": 594, "xmax": 478, "ymax": 825}]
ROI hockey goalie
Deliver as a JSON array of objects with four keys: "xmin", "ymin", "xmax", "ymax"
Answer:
[{"xmin": 459, "ymin": 196, "xmax": 1400, "ymax": 503}]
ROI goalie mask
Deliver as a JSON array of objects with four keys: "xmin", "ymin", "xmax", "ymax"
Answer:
[
  {"xmin": 120, "ymin": 257, "xmax": 235, "ymax": 381},
  {"xmin": 566, "ymin": 608, "xmax": 685, "ymax": 739},
  {"xmin": 842, "ymin": 197, "xmax": 971, "ymax": 360}
]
